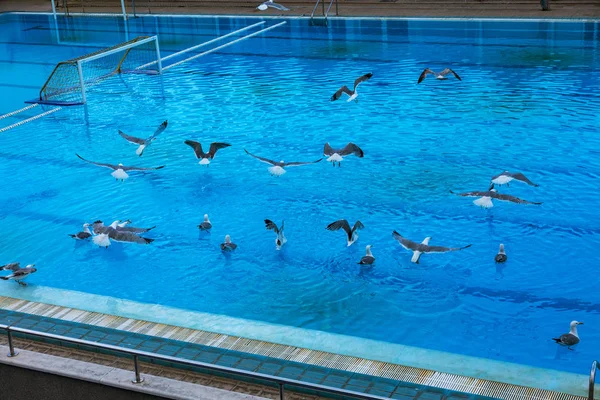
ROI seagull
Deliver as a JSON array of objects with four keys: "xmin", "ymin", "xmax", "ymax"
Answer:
[
  {"xmin": 111, "ymin": 220, "xmax": 155, "ymax": 234},
  {"xmin": 392, "ymin": 231, "xmax": 471, "ymax": 264},
  {"xmin": 76, "ymin": 154, "xmax": 165, "ymax": 181},
  {"xmin": 244, "ymin": 149, "xmax": 323, "ymax": 176},
  {"xmin": 495, "ymin": 244, "xmax": 507, "ymax": 263},
  {"xmin": 265, "ymin": 219, "xmax": 286, "ymax": 250},
  {"xmin": 184, "ymin": 140, "xmax": 231, "ymax": 166},
  {"xmin": 93, "ymin": 232, "xmax": 111, "ymax": 249},
  {"xmin": 69, "ymin": 223, "xmax": 92, "ymax": 240},
  {"xmin": 0, "ymin": 263, "xmax": 21, "ymax": 272},
  {"xmin": 198, "ymin": 214, "xmax": 212, "ymax": 232},
  {"xmin": 221, "ymin": 235, "xmax": 237, "ymax": 252},
  {"xmin": 491, "ymin": 171, "xmax": 539, "ymax": 187},
  {"xmin": 0, "ymin": 264, "xmax": 37, "ymax": 286},
  {"xmin": 106, "ymin": 228, "xmax": 154, "ymax": 244},
  {"xmin": 119, "ymin": 120, "xmax": 168, "ymax": 157},
  {"xmin": 553, "ymin": 321, "xmax": 583, "ymax": 350},
  {"xmin": 257, "ymin": 0, "xmax": 289, "ymax": 11},
  {"xmin": 417, "ymin": 68, "xmax": 461, "ymax": 84},
  {"xmin": 331, "ymin": 73, "xmax": 373, "ymax": 102},
  {"xmin": 358, "ymin": 245, "xmax": 375, "ymax": 265},
  {"xmin": 323, "ymin": 143, "xmax": 364, "ymax": 167},
  {"xmin": 326, "ymin": 219, "xmax": 364, "ymax": 247},
  {"xmin": 450, "ymin": 184, "xmax": 542, "ymax": 208}
]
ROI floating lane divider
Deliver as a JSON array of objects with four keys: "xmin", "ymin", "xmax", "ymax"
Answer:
[
  {"xmin": 162, "ymin": 21, "xmax": 288, "ymax": 72},
  {"xmin": 0, "ymin": 103, "xmax": 39, "ymax": 121},
  {"xmin": 0, "ymin": 107, "xmax": 62, "ymax": 134}
]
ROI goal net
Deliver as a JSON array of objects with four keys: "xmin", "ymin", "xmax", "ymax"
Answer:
[{"xmin": 37, "ymin": 36, "xmax": 161, "ymax": 105}]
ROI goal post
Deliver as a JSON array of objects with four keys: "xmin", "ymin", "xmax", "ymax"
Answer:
[{"xmin": 36, "ymin": 36, "xmax": 161, "ymax": 106}]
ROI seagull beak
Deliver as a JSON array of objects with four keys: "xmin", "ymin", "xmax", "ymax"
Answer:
[{"xmin": 578, "ymin": 322, "xmax": 584, "ymax": 325}]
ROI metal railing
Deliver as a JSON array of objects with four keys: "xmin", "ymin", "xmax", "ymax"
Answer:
[
  {"xmin": 0, "ymin": 323, "xmax": 387, "ymax": 400},
  {"xmin": 591, "ymin": 360, "xmax": 599, "ymax": 400},
  {"xmin": 310, "ymin": 0, "xmax": 338, "ymax": 25}
]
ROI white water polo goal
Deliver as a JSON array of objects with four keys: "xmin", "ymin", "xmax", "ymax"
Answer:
[{"xmin": 32, "ymin": 35, "xmax": 162, "ymax": 106}]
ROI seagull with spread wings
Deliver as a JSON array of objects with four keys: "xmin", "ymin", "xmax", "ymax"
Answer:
[
  {"xmin": 118, "ymin": 120, "xmax": 168, "ymax": 156},
  {"xmin": 323, "ymin": 142, "xmax": 364, "ymax": 167},
  {"xmin": 450, "ymin": 184, "xmax": 542, "ymax": 208},
  {"xmin": 326, "ymin": 219, "xmax": 364, "ymax": 247},
  {"xmin": 184, "ymin": 140, "xmax": 231, "ymax": 166},
  {"xmin": 265, "ymin": 219, "xmax": 287, "ymax": 250},
  {"xmin": 257, "ymin": 0, "xmax": 289, "ymax": 11},
  {"xmin": 244, "ymin": 149, "xmax": 322, "ymax": 176},
  {"xmin": 392, "ymin": 231, "xmax": 471, "ymax": 264},
  {"xmin": 0, "ymin": 263, "xmax": 37, "ymax": 286},
  {"xmin": 417, "ymin": 68, "xmax": 461, "ymax": 84},
  {"xmin": 491, "ymin": 171, "xmax": 539, "ymax": 187},
  {"xmin": 331, "ymin": 73, "xmax": 373, "ymax": 102},
  {"xmin": 76, "ymin": 154, "xmax": 164, "ymax": 181}
]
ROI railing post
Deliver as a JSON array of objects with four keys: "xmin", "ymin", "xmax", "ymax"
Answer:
[
  {"xmin": 131, "ymin": 0, "xmax": 136, "ymax": 17},
  {"xmin": 132, "ymin": 355, "xmax": 144, "ymax": 383},
  {"xmin": 321, "ymin": 0, "xmax": 325, "ymax": 15},
  {"xmin": 279, "ymin": 383, "xmax": 284, "ymax": 399},
  {"xmin": 590, "ymin": 360, "xmax": 598, "ymax": 400},
  {"xmin": 336, "ymin": 0, "xmax": 338, "ymax": 15},
  {"xmin": 6, "ymin": 329, "xmax": 18, "ymax": 357}
]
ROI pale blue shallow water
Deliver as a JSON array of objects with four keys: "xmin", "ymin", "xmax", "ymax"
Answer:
[{"xmin": 0, "ymin": 13, "xmax": 599, "ymax": 375}]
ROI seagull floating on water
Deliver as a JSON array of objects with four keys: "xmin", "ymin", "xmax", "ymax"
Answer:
[
  {"xmin": 76, "ymin": 154, "xmax": 165, "ymax": 181},
  {"xmin": 221, "ymin": 235, "xmax": 237, "ymax": 252},
  {"xmin": 93, "ymin": 232, "xmax": 111, "ymax": 249},
  {"xmin": 450, "ymin": 184, "xmax": 542, "ymax": 208},
  {"xmin": 392, "ymin": 231, "xmax": 471, "ymax": 264},
  {"xmin": 0, "ymin": 264, "xmax": 37, "ymax": 286},
  {"xmin": 257, "ymin": 0, "xmax": 289, "ymax": 11},
  {"xmin": 198, "ymin": 214, "xmax": 212, "ymax": 232},
  {"xmin": 92, "ymin": 220, "xmax": 154, "ymax": 244},
  {"xmin": 119, "ymin": 120, "xmax": 168, "ymax": 157},
  {"xmin": 326, "ymin": 219, "xmax": 364, "ymax": 247},
  {"xmin": 69, "ymin": 223, "xmax": 92, "ymax": 240},
  {"xmin": 185, "ymin": 140, "xmax": 231, "ymax": 166},
  {"xmin": 244, "ymin": 149, "xmax": 322, "ymax": 176},
  {"xmin": 331, "ymin": 73, "xmax": 373, "ymax": 102},
  {"xmin": 323, "ymin": 143, "xmax": 364, "ymax": 167},
  {"xmin": 417, "ymin": 68, "xmax": 461, "ymax": 84},
  {"xmin": 495, "ymin": 244, "xmax": 507, "ymax": 263},
  {"xmin": 553, "ymin": 321, "xmax": 583, "ymax": 350},
  {"xmin": 265, "ymin": 219, "xmax": 286, "ymax": 250},
  {"xmin": 491, "ymin": 171, "xmax": 539, "ymax": 187},
  {"xmin": 358, "ymin": 245, "xmax": 375, "ymax": 265}
]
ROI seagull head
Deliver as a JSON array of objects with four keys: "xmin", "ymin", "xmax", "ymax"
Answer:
[
  {"xmin": 498, "ymin": 243, "xmax": 505, "ymax": 253},
  {"xmin": 280, "ymin": 160, "xmax": 284, "ymax": 164},
  {"xmin": 26, "ymin": 264, "xmax": 35, "ymax": 268},
  {"xmin": 118, "ymin": 163, "xmax": 124, "ymax": 166},
  {"xmin": 83, "ymin": 223, "xmax": 90, "ymax": 228},
  {"xmin": 204, "ymin": 214, "xmax": 209, "ymax": 221},
  {"xmin": 571, "ymin": 321, "xmax": 584, "ymax": 327},
  {"xmin": 225, "ymin": 234, "xmax": 231, "ymax": 243}
]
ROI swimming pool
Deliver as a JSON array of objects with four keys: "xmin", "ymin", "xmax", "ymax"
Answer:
[{"xmin": 0, "ymin": 12, "xmax": 599, "ymax": 380}]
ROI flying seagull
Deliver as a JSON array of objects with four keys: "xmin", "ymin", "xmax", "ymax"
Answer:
[
  {"xmin": 244, "ymin": 149, "xmax": 322, "ymax": 176},
  {"xmin": 76, "ymin": 154, "xmax": 165, "ymax": 181},
  {"xmin": 331, "ymin": 73, "xmax": 373, "ymax": 102},
  {"xmin": 257, "ymin": 0, "xmax": 289, "ymax": 11},
  {"xmin": 326, "ymin": 219, "xmax": 364, "ymax": 247},
  {"xmin": 184, "ymin": 140, "xmax": 231, "ymax": 166},
  {"xmin": 119, "ymin": 120, "xmax": 168, "ymax": 157},
  {"xmin": 358, "ymin": 245, "xmax": 375, "ymax": 265},
  {"xmin": 495, "ymin": 243, "xmax": 507, "ymax": 263},
  {"xmin": 198, "ymin": 214, "xmax": 212, "ymax": 232},
  {"xmin": 0, "ymin": 264, "xmax": 37, "ymax": 286},
  {"xmin": 93, "ymin": 231, "xmax": 111, "ymax": 249},
  {"xmin": 491, "ymin": 171, "xmax": 539, "ymax": 187},
  {"xmin": 265, "ymin": 219, "xmax": 286, "ymax": 250},
  {"xmin": 392, "ymin": 231, "xmax": 471, "ymax": 264},
  {"xmin": 450, "ymin": 184, "xmax": 542, "ymax": 208},
  {"xmin": 69, "ymin": 223, "xmax": 92, "ymax": 240},
  {"xmin": 553, "ymin": 321, "xmax": 583, "ymax": 350},
  {"xmin": 0, "ymin": 263, "xmax": 21, "ymax": 272},
  {"xmin": 417, "ymin": 68, "xmax": 461, "ymax": 84},
  {"xmin": 323, "ymin": 143, "xmax": 364, "ymax": 167},
  {"xmin": 221, "ymin": 235, "xmax": 237, "ymax": 252}
]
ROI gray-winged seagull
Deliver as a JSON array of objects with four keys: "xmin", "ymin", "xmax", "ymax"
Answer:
[
  {"xmin": 257, "ymin": 0, "xmax": 289, "ymax": 11},
  {"xmin": 331, "ymin": 73, "xmax": 373, "ymax": 102},
  {"xmin": 119, "ymin": 120, "xmax": 168, "ymax": 157},
  {"xmin": 323, "ymin": 142, "xmax": 364, "ymax": 167},
  {"xmin": 0, "ymin": 264, "xmax": 36, "ymax": 286},
  {"xmin": 553, "ymin": 321, "xmax": 583, "ymax": 349},
  {"xmin": 184, "ymin": 140, "xmax": 231, "ymax": 166},
  {"xmin": 327, "ymin": 219, "xmax": 364, "ymax": 247},
  {"xmin": 450, "ymin": 184, "xmax": 542, "ymax": 208},
  {"xmin": 418, "ymin": 68, "xmax": 461, "ymax": 84},
  {"xmin": 358, "ymin": 245, "xmax": 375, "ymax": 265},
  {"xmin": 76, "ymin": 154, "xmax": 164, "ymax": 181},
  {"xmin": 392, "ymin": 231, "xmax": 471, "ymax": 264},
  {"xmin": 491, "ymin": 171, "xmax": 539, "ymax": 187},
  {"xmin": 244, "ymin": 149, "xmax": 322, "ymax": 176},
  {"xmin": 198, "ymin": 214, "xmax": 212, "ymax": 232},
  {"xmin": 265, "ymin": 219, "xmax": 286, "ymax": 250},
  {"xmin": 495, "ymin": 244, "xmax": 507, "ymax": 263},
  {"xmin": 221, "ymin": 235, "xmax": 237, "ymax": 252},
  {"xmin": 0, "ymin": 263, "xmax": 21, "ymax": 272},
  {"xmin": 69, "ymin": 223, "xmax": 92, "ymax": 240}
]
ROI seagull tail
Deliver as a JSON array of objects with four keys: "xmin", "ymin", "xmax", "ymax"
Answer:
[
  {"xmin": 68, "ymin": 234, "xmax": 76, "ymax": 238},
  {"xmin": 473, "ymin": 196, "xmax": 493, "ymax": 208},
  {"xmin": 411, "ymin": 251, "xmax": 422, "ymax": 263},
  {"xmin": 552, "ymin": 338, "xmax": 561, "ymax": 343},
  {"xmin": 0, "ymin": 277, "xmax": 9, "ymax": 280},
  {"xmin": 143, "ymin": 238, "xmax": 154, "ymax": 244},
  {"xmin": 136, "ymin": 145, "xmax": 146, "ymax": 157}
]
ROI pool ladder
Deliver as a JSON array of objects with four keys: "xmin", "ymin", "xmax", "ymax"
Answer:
[
  {"xmin": 591, "ymin": 360, "xmax": 599, "ymax": 400},
  {"xmin": 310, "ymin": 0, "xmax": 338, "ymax": 26}
]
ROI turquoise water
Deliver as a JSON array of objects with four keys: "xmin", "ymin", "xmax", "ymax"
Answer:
[{"xmin": 0, "ymin": 13, "xmax": 599, "ymax": 375}]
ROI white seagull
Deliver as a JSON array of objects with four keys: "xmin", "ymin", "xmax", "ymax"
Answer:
[
  {"xmin": 119, "ymin": 120, "xmax": 168, "ymax": 157},
  {"xmin": 76, "ymin": 154, "xmax": 165, "ymax": 181},
  {"xmin": 198, "ymin": 214, "xmax": 212, "ymax": 232},
  {"xmin": 244, "ymin": 149, "xmax": 322, "ymax": 176},
  {"xmin": 392, "ymin": 231, "xmax": 471, "ymax": 264},
  {"xmin": 0, "ymin": 264, "xmax": 37, "ymax": 286},
  {"xmin": 69, "ymin": 223, "xmax": 92, "ymax": 240},
  {"xmin": 323, "ymin": 142, "xmax": 364, "ymax": 167},
  {"xmin": 450, "ymin": 184, "xmax": 542, "ymax": 208},
  {"xmin": 553, "ymin": 321, "xmax": 583, "ymax": 350},
  {"xmin": 331, "ymin": 73, "xmax": 373, "ymax": 102},
  {"xmin": 326, "ymin": 219, "xmax": 364, "ymax": 247},
  {"xmin": 491, "ymin": 171, "xmax": 539, "ymax": 187},
  {"xmin": 265, "ymin": 219, "xmax": 287, "ymax": 250},
  {"xmin": 358, "ymin": 245, "xmax": 375, "ymax": 265},
  {"xmin": 221, "ymin": 235, "xmax": 237, "ymax": 252},
  {"xmin": 257, "ymin": 0, "xmax": 289, "ymax": 11},
  {"xmin": 417, "ymin": 68, "xmax": 461, "ymax": 84},
  {"xmin": 495, "ymin": 244, "xmax": 507, "ymax": 263},
  {"xmin": 184, "ymin": 140, "xmax": 231, "ymax": 166}
]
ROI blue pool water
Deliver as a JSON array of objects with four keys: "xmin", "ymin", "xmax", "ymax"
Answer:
[{"xmin": 0, "ymin": 13, "xmax": 599, "ymax": 376}]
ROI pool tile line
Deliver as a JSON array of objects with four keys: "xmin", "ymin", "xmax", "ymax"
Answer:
[{"xmin": 0, "ymin": 296, "xmax": 588, "ymax": 400}]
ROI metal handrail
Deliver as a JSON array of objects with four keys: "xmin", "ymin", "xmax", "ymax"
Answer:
[
  {"xmin": 325, "ymin": 0, "xmax": 338, "ymax": 18},
  {"xmin": 311, "ymin": 0, "xmax": 338, "ymax": 26},
  {"xmin": 0, "ymin": 324, "xmax": 387, "ymax": 400},
  {"xmin": 310, "ymin": 0, "xmax": 322, "ymax": 19},
  {"xmin": 590, "ymin": 360, "xmax": 599, "ymax": 400}
]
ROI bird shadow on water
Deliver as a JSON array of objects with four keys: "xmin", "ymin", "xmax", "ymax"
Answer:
[{"xmin": 84, "ymin": 243, "xmax": 129, "ymax": 262}]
